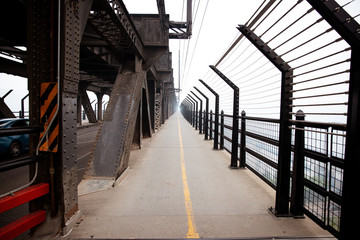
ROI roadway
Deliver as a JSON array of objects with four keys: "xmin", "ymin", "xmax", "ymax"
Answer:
[
  {"xmin": 0, "ymin": 122, "xmax": 99, "ymax": 198},
  {"xmin": 76, "ymin": 124, "xmax": 99, "ymax": 185}
]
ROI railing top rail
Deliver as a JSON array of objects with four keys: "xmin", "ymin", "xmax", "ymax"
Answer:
[{"xmin": 289, "ymin": 119, "xmax": 347, "ymax": 130}]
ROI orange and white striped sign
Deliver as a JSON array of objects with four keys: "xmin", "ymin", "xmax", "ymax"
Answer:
[{"xmin": 39, "ymin": 82, "xmax": 59, "ymax": 152}]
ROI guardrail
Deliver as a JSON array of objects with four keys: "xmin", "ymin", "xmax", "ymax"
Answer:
[
  {"xmin": 0, "ymin": 125, "xmax": 48, "ymax": 240},
  {"xmin": 180, "ymin": 107, "xmax": 345, "ymax": 238}
]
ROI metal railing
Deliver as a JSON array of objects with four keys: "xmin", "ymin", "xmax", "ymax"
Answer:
[
  {"xmin": 180, "ymin": 1, "xmax": 359, "ymax": 238},
  {"xmin": 180, "ymin": 106, "xmax": 345, "ymax": 237},
  {"xmin": 0, "ymin": 125, "xmax": 49, "ymax": 239}
]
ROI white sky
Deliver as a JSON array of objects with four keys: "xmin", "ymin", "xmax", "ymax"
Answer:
[{"xmin": 1, "ymin": 0, "xmax": 359, "ymax": 123}]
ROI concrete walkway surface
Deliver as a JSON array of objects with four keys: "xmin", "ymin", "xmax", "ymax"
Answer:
[{"xmin": 66, "ymin": 112, "xmax": 334, "ymax": 239}]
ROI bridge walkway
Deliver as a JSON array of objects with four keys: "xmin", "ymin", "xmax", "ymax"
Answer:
[{"xmin": 67, "ymin": 112, "xmax": 332, "ymax": 239}]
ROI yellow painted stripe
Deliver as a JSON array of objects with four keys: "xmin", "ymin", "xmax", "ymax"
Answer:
[{"xmin": 178, "ymin": 114, "xmax": 199, "ymax": 239}]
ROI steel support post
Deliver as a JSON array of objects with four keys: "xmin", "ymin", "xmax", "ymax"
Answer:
[
  {"xmin": 238, "ymin": 25, "xmax": 293, "ymax": 215},
  {"xmin": 82, "ymin": 56, "xmax": 145, "ymax": 195},
  {"xmin": 290, "ymin": 110, "xmax": 305, "ymax": 218},
  {"xmin": 79, "ymin": 88, "xmax": 97, "ymax": 123},
  {"xmin": 96, "ymin": 92, "xmax": 104, "ymax": 121},
  {"xmin": 27, "ymin": 0, "xmax": 82, "ymax": 234},
  {"xmin": 239, "ymin": 110, "xmax": 246, "ymax": 168},
  {"xmin": 194, "ymin": 87, "xmax": 209, "ymax": 140},
  {"xmin": 59, "ymin": 0, "xmax": 82, "ymax": 229},
  {"xmin": 190, "ymin": 91, "xmax": 203, "ymax": 134},
  {"xmin": 209, "ymin": 110, "xmax": 213, "ymax": 139},
  {"xmin": 199, "ymin": 80, "xmax": 220, "ymax": 149},
  {"xmin": 185, "ymin": 101, "xmax": 192, "ymax": 124},
  {"xmin": 341, "ymin": 48, "xmax": 360, "ymax": 238},
  {"xmin": 183, "ymin": 99, "xmax": 193, "ymax": 124},
  {"xmin": 186, "ymin": 97, "xmax": 195, "ymax": 127},
  {"xmin": 302, "ymin": 2, "xmax": 360, "ymax": 237},
  {"xmin": 220, "ymin": 110, "xmax": 224, "ymax": 150},
  {"xmin": 188, "ymin": 95, "xmax": 198, "ymax": 130},
  {"xmin": 210, "ymin": 65, "xmax": 239, "ymax": 168}
]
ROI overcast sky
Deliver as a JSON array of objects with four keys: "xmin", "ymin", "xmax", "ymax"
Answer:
[{"xmin": 1, "ymin": 0, "xmax": 359, "ymax": 123}]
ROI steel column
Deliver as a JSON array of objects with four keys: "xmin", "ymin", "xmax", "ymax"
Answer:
[
  {"xmin": 190, "ymin": 91, "xmax": 203, "ymax": 134},
  {"xmin": 238, "ymin": 25, "xmax": 293, "ymax": 216},
  {"xmin": 185, "ymin": 97, "xmax": 195, "ymax": 126},
  {"xmin": 81, "ymin": 58, "xmax": 145, "ymax": 194},
  {"xmin": 199, "ymin": 79, "xmax": 219, "ymax": 149},
  {"xmin": 194, "ymin": 86, "xmax": 209, "ymax": 140},
  {"xmin": 79, "ymin": 88, "xmax": 97, "ymax": 123},
  {"xmin": 304, "ymin": 1, "xmax": 360, "ymax": 238},
  {"xmin": 188, "ymin": 95, "xmax": 198, "ymax": 130},
  {"xmin": 209, "ymin": 65, "xmax": 239, "ymax": 168},
  {"xmin": 290, "ymin": 110, "xmax": 305, "ymax": 218},
  {"xmin": 183, "ymin": 98, "xmax": 193, "ymax": 124},
  {"xmin": 240, "ymin": 110, "xmax": 246, "ymax": 168}
]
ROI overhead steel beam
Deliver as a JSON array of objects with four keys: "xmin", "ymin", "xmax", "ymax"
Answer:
[
  {"xmin": 169, "ymin": 0, "xmax": 192, "ymax": 39},
  {"xmin": 88, "ymin": 0, "xmax": 145, "ymax": 59}
]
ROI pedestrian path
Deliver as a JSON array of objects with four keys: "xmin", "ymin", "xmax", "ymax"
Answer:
[{"xmin": 67, "ymin": 112, "xmax": 333, "ymax": 239}]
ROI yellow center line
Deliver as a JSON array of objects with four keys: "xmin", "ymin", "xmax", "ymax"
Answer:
[{"xmin": 178, "ymin": 114, "xmax": 199, "ymax": 239}]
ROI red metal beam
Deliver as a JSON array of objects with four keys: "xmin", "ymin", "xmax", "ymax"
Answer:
[
  {"xmin": 0, "ymin": 210, "xmax": 46, "ymax": 240},
  {"xmin": 0, "ymin": 183, "xmax": 49, "ymax": 214}
]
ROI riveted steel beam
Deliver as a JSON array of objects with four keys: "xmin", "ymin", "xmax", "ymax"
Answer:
[{"xmin": 81, "ymin": 58, "xmax": 145, "ymax": 194}]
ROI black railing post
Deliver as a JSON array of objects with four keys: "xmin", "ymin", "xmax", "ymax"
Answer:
[
  {"xmin": 20, "ymin": 94, "xmax": 29, "ymax": 118},
  {"xmin": 188, "ymin": 95, "xmax": 198, "ymax": 130},
  {"xmin": 290, "ymin": 110, "xmax": 305, "ymax": 218},
  {"xmin": 203, "ymin": 110, "xmax": 205, "ymax": 134},
  {"xmin": 220, "ymin": 110, "xmax": 224, "ymax": 150},
  {"xmin": 199, "ymin": 79, "xmax": 219, "ymax": 149},
  {"xmin": 238, "ymin": 25, "xmax": 293, "ymax": 216},
  {"xmin": 209, "ymin": 110, "xmax": 213, "ymax": 139},
  {"xmin": 183, "ymin": 98, "xmax": 191, "ymax": 124},
  {"xmin": 210, "ymin": 65, "xmax": 239, "ymax": 168},
  {"xmin": 182, "ymin": 101, "xmax": 192, "ymax": 124},
  {"xmin": 185, "ymin": 97, "xmax": 195, "ymax": 126},
  {"xmin": 240, "ymin": 110, "xmax": 246, "ymax": 168},
  {"xmin": 186, "ymin": 96, "xmax": 195, "ymax": 127},
  {"xmin": 190, "ymin": 91, "xmax": 203, "ymax": 134},
  {"xmin": 194, "ymin": 86, "xmax": 209, "ymax": 140}
]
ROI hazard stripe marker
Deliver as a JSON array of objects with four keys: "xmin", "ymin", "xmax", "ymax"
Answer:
[{"xmin": 39, "ymin": 82, "xmax": 59, "ymax": 152}]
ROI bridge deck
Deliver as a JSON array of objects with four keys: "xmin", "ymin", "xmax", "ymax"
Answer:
[{"xmin": 68, "ymin": 112, "xmax": 333, "ymax": 239}]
